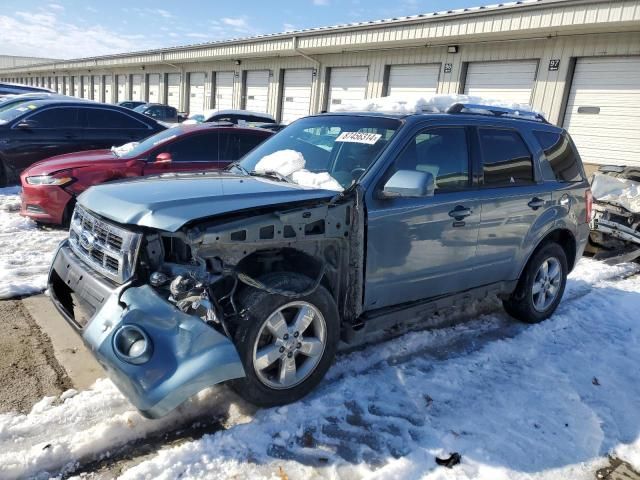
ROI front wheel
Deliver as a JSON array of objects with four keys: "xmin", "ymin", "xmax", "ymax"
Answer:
[
  {"xmin": 230, "ymin": 272, "xmax": 339, "ymax": 407},
  {"xmin": 503, "ymin": 243, "xmax": 568, "ymax": 323}
]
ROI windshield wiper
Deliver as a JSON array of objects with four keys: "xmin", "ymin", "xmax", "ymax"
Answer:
[
  {"xmin": 249, "ymin": 170, "xmax": 292, "ymax": 183},
  {"xmin": 227, "ymin": 161, "xmax": 250, "ymax": 176}
]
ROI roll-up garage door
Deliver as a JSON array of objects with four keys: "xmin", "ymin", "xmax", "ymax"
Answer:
[
  {"xmin": 131, "ymin": 74, "xmax": 143, "ymax": 101},
  {"xmin": 464, "ymin": 60, "xmax": 538, "ymax": 105},
  {"xmin": 387, "ymin": 64, "xmax": 440, "ymax": 97},
  {"xmin": 328, "ymin": 67, "xmax": 368, "ymax": 112},
  {"xmin": 167, "ymin": 73, "xmax": 181, "ymax": 110},
  {"xmin": 563, "ymin": 57, "xmax": 640, "ymax": 167},
  {"xmin": 104, "ymin": 75, "xmax": 113, "ymax": 103},
  {"xmin": 117, "ymin": 75, "xmax": 127, "ymax": 102},
  {"xmin": 82, "ymin": 76, "xmax": 90, "ymax": 99},
  {"xmin": 189, "ymin": 72, "xmax": 206, "ymax": 115},
  {"xmin": 73, "ymin": 77, "xmax": 81, "ymax": 98},
  {"xmin": 64, "ymin": 77, "xmax": 71, "ymax": 96},
  {"xmin": 147, "ymin": 74, "xmax": 160, "ymax": 103},
  {"xmin": 281, "ymin": 69, "xmax": 313, "ymax": 124},
  {"xmin": 92, "ymin": 75, "xmax": 101, "ymax": 102},
  {"xmin": 214, "ymin": 72, "xmax": 234, "ymax": 110},
  {"xmin": 245, "ymin": 70, "xmax": 270, "ymax": 113}
]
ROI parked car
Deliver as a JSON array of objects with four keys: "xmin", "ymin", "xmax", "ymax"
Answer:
[
  {"xmin": 183, "ymin": 109, "xmax": 276, "ymax": 126},
  {"xmin": 586, "ymin": 165, "xmax": 640, "ymax": 263},
  {"xmin": 20, "ymin": 124, "xmax": 273, "ymax": 225},
  {"xmin": 48, "ymin": 103, "xmax": 591, "ymax": 418},
  {"xmin": 0, "ymin": 82, "xmax": 53, "ymax": 99},
  {"xmin": 117, "ymin": 101, "xmax": 147, "ymax": 110},
  {"xmin": 0, "ymin": 99, "xmax": 166, "ymax": 186},
  {"xmin": 133, "ymin": 103, "xmax": 183, "ymax": 124},
  {"xmin": 0, "ymin": 92, "xmax": 62, "ymax": 111}
]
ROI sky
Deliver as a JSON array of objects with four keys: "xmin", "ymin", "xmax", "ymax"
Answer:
[{"xmin": 1, "ymin": 0, "xmax": 483, "ymax": 60}]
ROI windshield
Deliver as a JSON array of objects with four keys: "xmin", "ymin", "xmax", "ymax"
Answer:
[
  {"xmin": 116, "ymin": 127, "xmax": 182, "ymax": 158},
  {"xmin": 238, "ymin": 115, "xmax": 402, "ymax": 190},
  {"xmin": 133, "ymin": 105, "xmax": 148, "ymax": 113},
  {"xmin": 0, "ymin": 101, "xmax": 38, "ymax": 124}
]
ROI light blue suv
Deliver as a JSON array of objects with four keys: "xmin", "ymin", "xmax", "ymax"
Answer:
[{"xmin": 48, "ymin": 103, "xmax": 591, "ymax": 417}]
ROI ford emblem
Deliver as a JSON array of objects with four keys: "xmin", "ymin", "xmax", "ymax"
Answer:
[{"xmin": 80, "ymin": 232, "xmax": 96, "ymax": 252}]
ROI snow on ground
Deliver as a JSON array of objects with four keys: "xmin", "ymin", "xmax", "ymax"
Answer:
[
  {"xmin": 0, "ymin": 187, "xmax": 67, "ymax": 300},
  {"xmin": 1, "ymin": 258, "xmax": 639, "ymax": 479}
]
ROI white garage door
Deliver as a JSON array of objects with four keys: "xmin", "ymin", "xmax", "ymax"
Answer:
[
  {"xmin": 147, "ymin": 74, "xmax": 160, "ymax": 103},
  {"xmin": 82, "ymin": 76, "xmax": 91, "ymax": 99},
  {"xmin": 189, "ymin": 72, "xmax": 206, "ymax": 115},
  {"xmin": 464, "ymin": 60, "xmax": 538, "ymax": 105},
  {"xmin": 73, "ymin": 77, "xmax": 81, "ymax": 98},
  {"xmin": 131, "ymin": 74, "xmax": 143, "ymax": 101},
  {"xmin": 245, "ymin": 70, "xmax": 270, "ymax": 113},
  {"xmin": 64, "ymin": 77, "xmax": 71, "ymax": 96},
  {"xmin": 328, "ymin": 67, "xmax": 368, "ymax": 112},
  {"xmin": 167, "ymin": 73, "xmax": 181, "ymax": 110},
  {"xmin": 92, "ymin": 75, "xmax": 101, "ymax": 102},
  {"xmin": 387, "ymin": 64, "xmax": 440, "ymax": 97},
  {"xmin": 281, "ymin": 69, "xmax": 313, "ymax": 124},
  {"xmin": 104, "ymin": 75, "xmax": 113, "ymax": 103},
  {"xmin": 117, "ymin": 75, "xmax": 127, "ymax": 102},
  {"xmin": 214, "ymin": 72, "xmax": 234, "ymax": 110},
  {"xmin": 563, "ymin": 57, "xmax": 640, "ymax": 167}
]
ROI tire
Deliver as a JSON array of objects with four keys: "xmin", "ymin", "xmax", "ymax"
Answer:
[
  {"xmin": 229, "ymin": 272, "xmax": 339, "ymax": 407},
  {"xmin": 503, "ymin": 243, "xmax": 568, "ymax": 324}
]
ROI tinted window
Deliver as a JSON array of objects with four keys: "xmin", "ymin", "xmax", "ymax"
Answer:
[
  {"xmin": 534, "ymin": 131, "xmax": 583, "ymax": 183},
  {"xmin": 85, "ymin": 108, "xmax": 148, "ymax": 129},
  {"xmin": 27, "ymin": 107, "xmax": 80, "ymax": 128},
  {"xmin": 237, "ymin": 132, "xmax": 267, "ymax": 157},
  {"xmin": 392, "ymin": 127, "xmax": 470, "ymax": 192},
  {"xmin": 163, "ymin": 132, "xmax": 219, "ymax": 162},
  {"xmin": 479, "ymin": 128, "xmax": 534, "ymax": 186}
]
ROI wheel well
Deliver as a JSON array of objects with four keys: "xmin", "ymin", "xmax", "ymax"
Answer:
[{"xmin": 536, "ymin": 229, "xmax": 578, "ymax": 272}]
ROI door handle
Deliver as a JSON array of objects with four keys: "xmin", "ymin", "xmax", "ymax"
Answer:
[
  {"xmin": 448, "ymin": 205, "xmax": 472, "ymax": 220},
  {"xmin": 528, "ymin": 197, "xmax": 545, "ymax": 210}
]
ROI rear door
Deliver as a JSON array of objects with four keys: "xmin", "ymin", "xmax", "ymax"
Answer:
[
  {"xmin": 7, "ymin": 106, "xmax": 82, "ymax": 171},
  {"xmin": 365, "ymin": 125, "xmax": 481, "ymax": 310},
  {"xmin": 82, "ymin": 107, "xmax": 154, "ymax": 150},
  {"xmin": 474, "ymin": 126, "xmax": 554, "ymax": 283}
]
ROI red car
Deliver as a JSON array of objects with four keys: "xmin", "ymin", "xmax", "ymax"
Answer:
[{"xmin": 20, "ymin": 124, "xmax": 272, "ymax": 225}]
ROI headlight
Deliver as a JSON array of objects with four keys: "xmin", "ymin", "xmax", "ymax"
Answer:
[{"xmin": 26, "ymin": 173, "xmax": 74, "ymax": 186}]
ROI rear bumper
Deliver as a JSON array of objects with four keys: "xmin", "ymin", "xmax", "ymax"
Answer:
[
  {"xmin": 20, "ymin": 183, "xmax": 72, "ymax": 224},
  {"xmin": 48, "ymin": 241, "xmax": 245, "ymax": 418}
]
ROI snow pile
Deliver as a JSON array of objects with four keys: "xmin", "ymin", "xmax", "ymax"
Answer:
[
  {"xmin": 591, "ymin": 173, "xmax": 640, "ymax": 213},
  {"xmin": 3, "ymin": 259, "xmax": 640, "ymax": 479},
  {"xmin": 0, "ymin": 187, "xmax": 67, "ymax": 299},
  {"xmin": 254, "ymin": 149, "xmax": 343, "ymax": 191},
  {"xmin": 334, "ymin": 93, "xmax": 540, "ymax": 116}
]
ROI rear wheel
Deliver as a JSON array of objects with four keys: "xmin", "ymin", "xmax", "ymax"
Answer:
[
  {"xmin": 503, "ymin": 243, "xmax": 568, "ymax": 323},
  {"xmin": 230, "ymin": 272, "xmax": 339, "ymax": 407}
]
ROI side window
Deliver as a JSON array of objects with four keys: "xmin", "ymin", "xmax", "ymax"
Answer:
[
  {"xmin": 27, "ymin": 108, "xmax": 79, "ymax": 128},
  {"xmin": 85, "ymin": 108, "xmax": 149, "ymax": 129},
  {"xmin": 165, "ymin": 133, "xmax": 219, "ymax": 162},
  {"xmin": 534, "ymin": 131, "xmax": 584, "ymax": 183},
  {"xmin": 479, "ymin": 128, "xmax": 534, "ymax": 186},
  {"xmin": 390, "ymin": 127, "xmax": 470, "ymax": 192},
  {"xmin": 237, "ymin": 132, "xmax": 267, "ymax": 158}
]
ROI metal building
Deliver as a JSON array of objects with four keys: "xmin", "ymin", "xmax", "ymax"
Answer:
[{"xmin": 1, "ymin": 0, "xmax": 639, "ymax": 167}]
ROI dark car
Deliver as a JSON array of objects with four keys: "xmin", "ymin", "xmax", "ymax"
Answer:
[
  {"xmin": 0, "ymin": 99, "xmax": 166, "ymax": 186},
  {"xmin": 133, "ymin": 103, "xmax": 182, "ymax": 123},
  {"xmin": 0, "ymin": 82, "xmax": 53, "ymax": 99},
  {"xmin": 0, "ymin": 93, "xmax": 62, "ymax": 111},
  {"xmin": 48, "ymin": 102, "xmax": 591, "ymax": 418},
  {"xmin": 118, "ymin": 101, "xmax": 147, "ymax": 110},
  {"xmin": 20, "ymin": 124, "xmax": 272, "ymax": 225}
]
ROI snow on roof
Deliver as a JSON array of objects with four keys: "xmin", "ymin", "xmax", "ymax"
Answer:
[
  {"xmin": 333, "ymin": 93, "xmax": 539, "ymax": 116},
  {"xmin": 202, "ymin": 109, "xmax": 276, "ymax": 121}
]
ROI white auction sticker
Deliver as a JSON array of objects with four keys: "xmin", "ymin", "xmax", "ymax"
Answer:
[{"xmin": 335, "ymin": 131, "xmax": 382, "ymax": 145}]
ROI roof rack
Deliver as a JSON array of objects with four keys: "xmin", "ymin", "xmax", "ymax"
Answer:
[{"xmin": 445, "ymin": 103, "xmax": 548, "ymax": 123}]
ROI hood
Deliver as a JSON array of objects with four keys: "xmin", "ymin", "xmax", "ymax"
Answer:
[
  {"xmin": 78, "ymin": 171, "xmax": 339, "ymax": 232},
  {"xmin": 25, "ymin": 149, "xmax": 118, "ymax": 175}
]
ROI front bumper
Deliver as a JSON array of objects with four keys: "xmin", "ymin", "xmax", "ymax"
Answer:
[
  {"xmin": 48, "ymin": 241, "xmax": 245, "ymax": 418},
  {"xmin": 20, "ymin": 182, "xmax": 72, "ymax": 224}
]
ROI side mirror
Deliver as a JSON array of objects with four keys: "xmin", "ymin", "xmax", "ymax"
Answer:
[
  {"xmin": 15, "ymin": 120, "xmax": 34, "ymax": 130},
  {"xmin": 155, "ymin": 152, "xmax": 172, "ymax": 164},
  {"xmin": 382, "ymin": 170, "xmax": 435, "ymax": 198}
]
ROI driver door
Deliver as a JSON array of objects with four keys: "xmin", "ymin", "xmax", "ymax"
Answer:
[{"xmin": 364, "ymin": 126, "xmax": 482, "ymax": 310}]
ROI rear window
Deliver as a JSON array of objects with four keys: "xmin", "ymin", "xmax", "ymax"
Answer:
[
  {"xmin": 534, "ymin": 131, "xmax": 583, "ymax": 183},
  {"xmin": 479, "ymin": 128, "xmax": 534, "ymax": 186},
  {"xmin": 85, "ymin": 108, "xmax": 149, "ymax": 130}
]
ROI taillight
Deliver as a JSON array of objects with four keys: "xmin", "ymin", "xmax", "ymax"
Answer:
[{"xmin": 585, "ymin": 189, "xmax": 593, "ymax": 223}]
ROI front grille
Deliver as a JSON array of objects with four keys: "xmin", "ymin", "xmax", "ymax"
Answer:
[{"xmin": 68, "ymin": 205, "xmax": 142, "ymax": 284}]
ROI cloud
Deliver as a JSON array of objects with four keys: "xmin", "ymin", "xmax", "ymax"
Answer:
[
  {"xmin": 221, "ymin": 17, "xmax": 249, "ymax": 28},
  {"xmin": 47, "ymin": 3, "xmax": 64, "ymax": 11},
  {"xmin": 283, "ymin": 23, "xmax": 297, "ymax": 32},
  {"xmin": 313, "ymin": 0, "xmax": 330, "ymax": 5}
]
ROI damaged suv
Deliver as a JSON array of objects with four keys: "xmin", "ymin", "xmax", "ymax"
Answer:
[{"xmin": 48, "ymin": 103, "xmax": 591, "ymax": 418}]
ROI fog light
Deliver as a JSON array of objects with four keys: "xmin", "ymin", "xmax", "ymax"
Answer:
[{"xmin": 113, "ymin": 325, "xmax": 153, "ymax": 364}]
